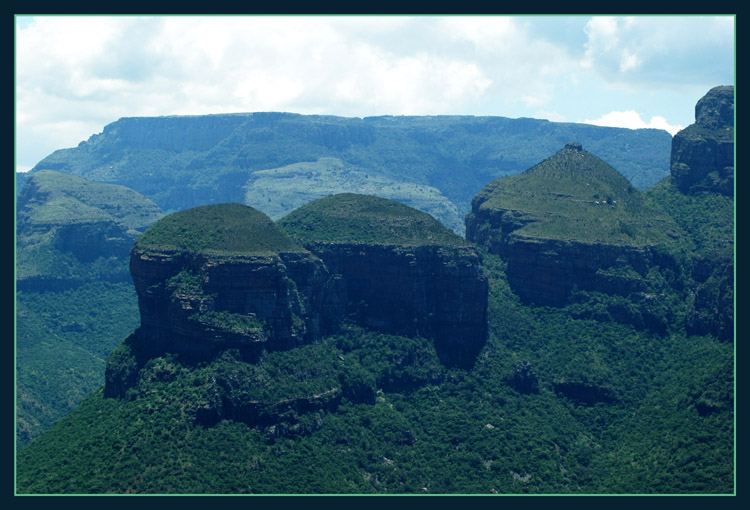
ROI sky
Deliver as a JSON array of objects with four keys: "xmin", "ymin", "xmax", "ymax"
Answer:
[{"xmin": 15, "ymin": 15, "xmax": 735, "ymax": 173}]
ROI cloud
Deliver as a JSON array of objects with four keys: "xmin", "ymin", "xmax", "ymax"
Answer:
[
  {"xmin": 581, "ymin": 16, "xmax": 734, "ymax": 89},
  {"xmin": 15, "ymin": 16, "xmax": 502, "ymax": 169},
  {"xmin": 15, "ymin": 15, "xmax": 732, "ymax": 172},
  {"xmin": 583, "ymin": 110, "xmax": 683, "ymax": 135}
]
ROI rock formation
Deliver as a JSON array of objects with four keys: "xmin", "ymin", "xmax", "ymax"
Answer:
[
  {"xmin": 126, "ymin": 203, "xmax": 344, "ymax": 363},
  {"xmin": 671, "ymin": 85, "xmax": 734, "ymax": 197},
  {"xmin": 16, "ymin": 170, "xmax": 162, "ymax": 290},
  {"xmin": 466, "ymin": 143, "xmax": 676, "ymax": 311},
  {"xmin": 667, "ymin": 86, "xmax": 734, "ymax": 341},
  {"xmin": 278, "ymin": 193, "xmax": 488, "ymax": 368}
]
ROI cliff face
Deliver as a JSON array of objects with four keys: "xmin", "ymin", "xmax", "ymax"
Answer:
[
  {"xmin": 671, "ymin": 86, "xmax": 734, "ymax": 197},
  {"xmin": 466, "ymin": 143, "xmax": 676, "ymax": 319},
  {"xmin": 278, "ymin": 194, "xmax": 488, "ymax": 368},
  {"xmin": 663, "ymin": 86, "xmax": 734, "ymax": 341},
  {"xmin": 303, "ymin": 242, "xmax": 488, "ymax": 368},
  {"xmin": 105, "ymin": 204, "xmax": 348, "ymax": 434},
  {"xmin": 16, "ymin": 170, "xmax": 162, "ymax": 290},
  {"xmin": 125, "ymin": 204, "xmax": 344, "ymax": 363}
]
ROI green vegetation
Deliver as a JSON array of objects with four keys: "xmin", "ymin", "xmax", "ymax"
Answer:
[
  {"xmin": 243, "ymin": 157, "xmax": 464, "ymax": 233},
  {"xmin": 18, "ymin": 170, "xmax": 162, "ymax": 230},
  {"xmin": 16, "ymin": 282, "xmax": 140, "ymax": 447},
  {"xmin": 190, "ymin": 311, "xmax": 265, "ymax": 335},
  {"xmin": 278, "ymin": 194, "xmax": 470, "ymax": 247},
  {"xmin": 474, "ymin": 146, "xmax": 678, "ymax": 246},
  {"xmin": 28, "ymin": 114, "xmax": 672, "ymax": 235},
  {"xmin": 15, "ymin": 253, "xmax": 733, "ymax": 494},
  {"xmin": 643, "ymin": 177, "xmax": 733, "ymax": 260},
  {"xmin": 135, "ymin": 203, "xmax": 305, "ymax": 255},
  {"xmin": 14, "ymin": 137, "xmax": 733, "ymax": 494}
]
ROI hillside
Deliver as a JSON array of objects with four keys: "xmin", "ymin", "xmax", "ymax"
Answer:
[
  {"xmin": 16, "ymin": 171, "xmax": 163, "ymax": 446},
  {"xmin": 278, "ymin": 193, "xmax": 470, "ymax": 247},
  {"xmin": 16, "ymin": 253, "xmax": 733, "ymax": 494},
  {"xmin": 26, "ymin": 113, "xmax": 672, "ymax": 235},
  {"xmin": 17, "ymin": 170, "xmax": 162, "ymax": 287}
]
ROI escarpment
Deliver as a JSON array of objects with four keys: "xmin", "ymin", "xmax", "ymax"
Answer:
[
  {"xmin": 671, "ymin": 86, "xmax": 734, "ymax": 197},
  {"xmin": 16, "ymin": 170, "xmax": 162, "ymax": 290},
  {"xmin": 278, "ymin": 193, "xmax": 488, "ymax": 368},
  {"xmin": 466, "ymin": 143, "xmax": 677, "ymax": 317}
]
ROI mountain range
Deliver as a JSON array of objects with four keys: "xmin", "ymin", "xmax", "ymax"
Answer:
[{"xmin": 15, "ymin": 86, "xmax": 733, "ymax": 494}]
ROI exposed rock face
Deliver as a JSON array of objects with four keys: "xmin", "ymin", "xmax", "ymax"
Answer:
[
  {"xmin": 16, "ymin": 170, "xmax": 162, "ymax": 290},
  {"xmin": 304, "ymin": 242, "xmax": 488, "ymax": 367},
  {"xmin": 278, "ymin": 194, "xmax": 488, "ymax": 368},
  {"xmin": 126, "ymin": 204, "xmax": 344, "ymax": 363},
  {"xmin": 466, "ymin": 144, "xmax": 676, "ymax": 312},
  {"xmin": 671, "ymin": 86, "xmax": 734, "ymax": 197}
]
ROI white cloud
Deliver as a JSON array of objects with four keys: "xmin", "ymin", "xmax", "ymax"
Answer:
[
  {"xmin": 583, "ymin": 110, "xmax": 683, "ymax": 135},
  {"xmin": 581, "ymin": 16, "xmax": 734, "ymax": 89},
  {"xmin": 14, "ymin": 15, "xmax": 732, "ymax": 172}
]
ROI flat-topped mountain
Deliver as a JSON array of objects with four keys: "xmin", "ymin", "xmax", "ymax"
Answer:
[
  {"xmin": 466, "ymin": 143, "xmax": 677, "ymax": 313},
  {"xmin": 26, "ymin": 112, "xmax": 672, "ymax": 235},
  {"xmin": 279, "ymin": 194, "xmax": 488, "ymax": 368},
  {"xmin": 671, "ymin": 85, "xmax": 734, "ymax": 196}
]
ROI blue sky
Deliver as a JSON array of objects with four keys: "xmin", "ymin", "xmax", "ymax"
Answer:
[{"xmin": 15, "ymin": 15, "xmax": 735, "ymax": 172}]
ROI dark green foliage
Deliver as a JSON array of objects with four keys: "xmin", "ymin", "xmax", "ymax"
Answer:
[
  {"xmin": 473, "ymin": 146, "xmax": 678, "ymax": 246},
  {"xmin": 278, "ymin": 193, "xmax": 469, "ymax": 247},
  {"xmin": 190, "ymin": 311, "xmax": 265, "ymax": 335},
  {"xmin": 16, "ymin": 253, "xmax": 733, "ymax": 494},
  {"xmin": 16, "ymin": 282, "xmax": 140, "ymax": 446},
  {"xmin": 135, "ymin": 203, "xmax": 304, "ymax": 255}
]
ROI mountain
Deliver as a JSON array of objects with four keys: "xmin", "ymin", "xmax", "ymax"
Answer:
[
  {"xmin": 16, "ymin": 171, "xmax": 162, "ymax": 446},
  {"xmin": 24, "ymin": 113, "xmax": 673, "ymax": 235},
  {"xmin": 104, "ymin": 198, "xmax": 486, "ymax": 439},
  {"xmin": 466, "ymin": 142, "xmax": 681, "ymax": 333},
  {"xmin": 277, "ymin": 193, "xmax": 488, "ymax": 368},
  {"xmin": 17, "ymin": 170, "xmax": 162, "ymax": 290}
]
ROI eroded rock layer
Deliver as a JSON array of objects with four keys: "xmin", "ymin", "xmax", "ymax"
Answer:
[
  {"xmin": 125, "ymin": 204, "xmax": 344, "ymax": 363},
  {"xmin": 671, "ymin": 86, "xmax": 734, "ymax": 197},
  {"xmin": 278, "ymin": 194, "xmax": 488, "ymax": 368},
  {"xmin": 466, "ymin": 143, "xmax": 676, "ymax": 311}
]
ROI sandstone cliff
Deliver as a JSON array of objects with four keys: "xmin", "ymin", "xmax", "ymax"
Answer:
[
  {"xmin": 466, "ymin": 143, "xmax": 677, "ymax": 319},
  {"xmin": 125, "ymin": 203, "xmax": 344, "ymax": 363},
  {"xmin": 671, "ymin": 86, "xmax": 734, "ymax": 197},
  {"xmin": 278, "ymin": 194, "xmax": 488, "ymax": 368}
]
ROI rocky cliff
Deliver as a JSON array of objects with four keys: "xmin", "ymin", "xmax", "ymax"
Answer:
[
  {"xmin": 466, "ymin": 143, "xmax": 677, "ymax": 317},
  {"xmin": 647, "ymin": 85, "xmax": 734, "ymax": 341},
  {"xmin": 671, "ymin": 86, "xmax": 734, "ymax": 197},
  {"xmin": 16, "ymin": 170, "xmax": 162, "ymax": 290},
  {"xmin": 124, "ymin": 203, "xmax": 344, "ymax": 364},
  {"xmin": 278, "ymin": 194, "xmax": 488, "ymax": 368}
]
